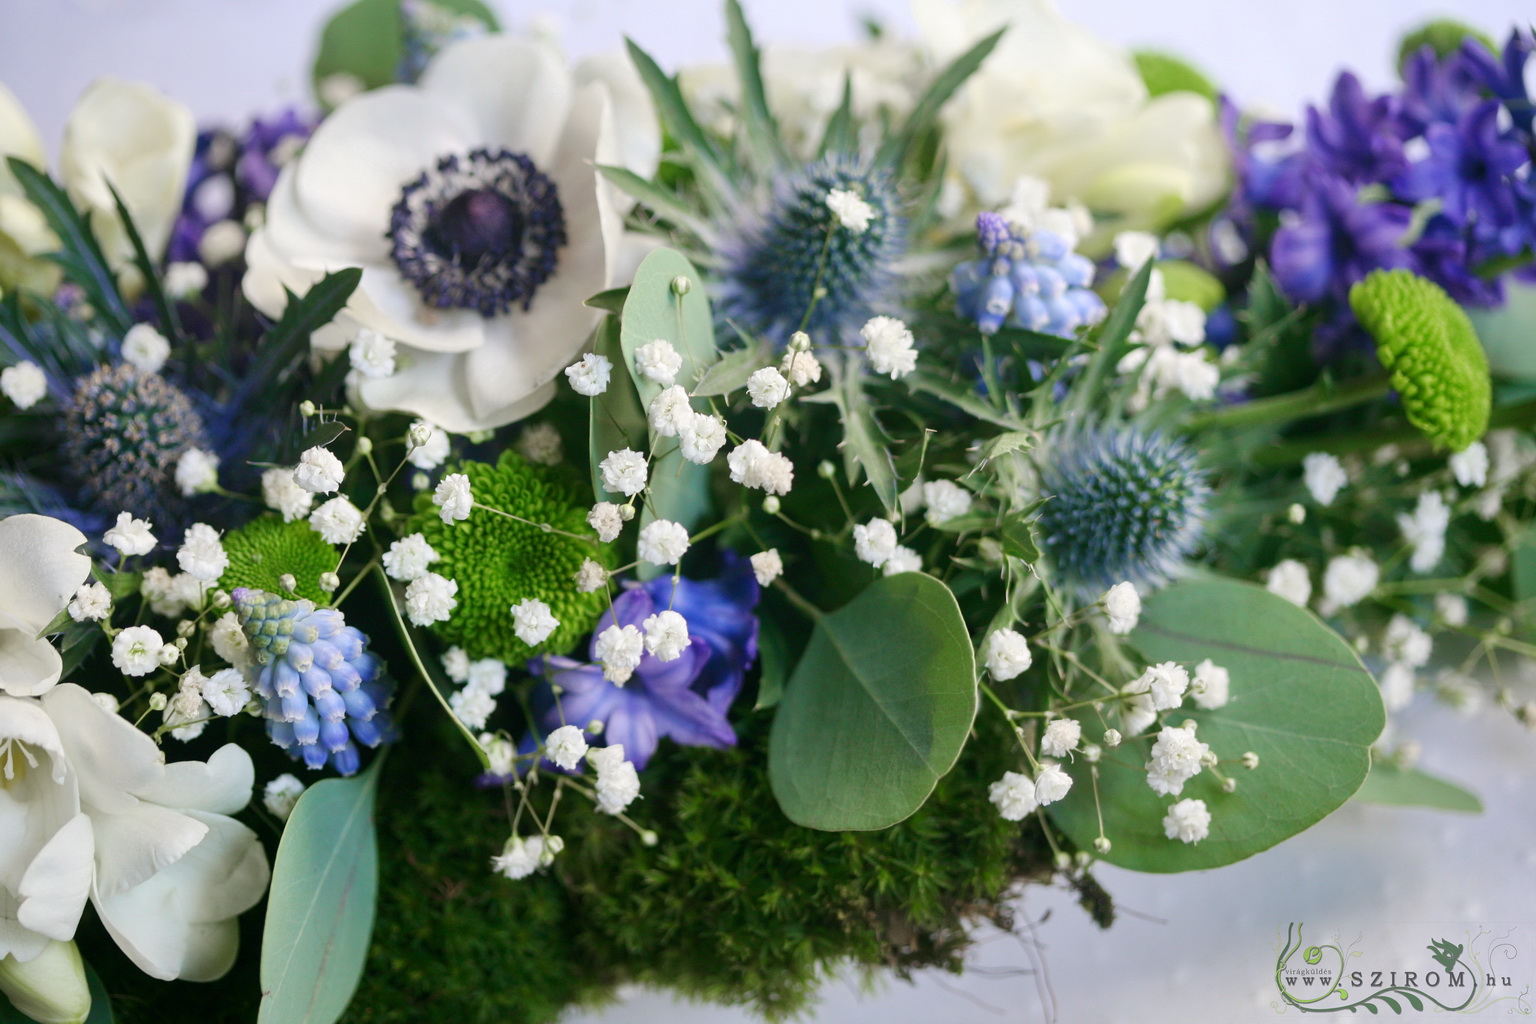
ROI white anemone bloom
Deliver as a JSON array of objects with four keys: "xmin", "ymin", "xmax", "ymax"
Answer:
[
  {"xmin": 245, "ymin": 35, "xmax": 658, "ymax": 433},
  {"xmin": 0, "ymin": 684, "xmax": 269, "ymax": 981},
  {"xmin": 0, "ymin": 515, "xmax": 92, "ymax": 698}
]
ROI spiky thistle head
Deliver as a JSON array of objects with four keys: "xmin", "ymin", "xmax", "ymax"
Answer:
[
  {"xmin": 1036, "ymin": 425, "xmax": 1209, "ymax": 598},
  {"xmin": 63, "ymin": 362, "xmax": 210, "ymax": 525},
  {"xmin": 409, "ymin": 451, "xmax": 611, "ymax": 663},
  {"xmin": 220, "ymin": 515, "xmax": 337, "ymax": 603},
  {"xmin": 1350, "ymin": 268, "xmax": 1490, "ymax": 452},
  {"xmin": 717, "ymin": 155, "xmax": 905, "ymax": 346}
]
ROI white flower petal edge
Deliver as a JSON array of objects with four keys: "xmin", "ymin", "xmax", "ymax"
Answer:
[{"xmin": 0, "ymin": 515, "xmax": 92, "ymax": 698}]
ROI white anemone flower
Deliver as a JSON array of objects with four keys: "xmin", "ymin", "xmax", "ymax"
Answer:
[
  {"xmin": 244, "ymin": 35, "xmax": 658, "ymax": 433},
  {"xmin": 0, "ymin": 515, "xmax": 92, "ymax": 698},
  {"xmin": 0, "ymin": 684, "xmax": 269, "ymax": 981}
]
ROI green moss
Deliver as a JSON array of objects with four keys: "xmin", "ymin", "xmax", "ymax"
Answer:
[
  {"xmin": 1132, "ymin": 50, "xmax": 1218, "ymax": 102},
  {"xmin": 409, "ymin": 452, "xmax": 611, "ymax": 662},
  {"xmin": 1350, "ymin": 268, "xmax": 1492, "ymax": 451},
  {"xmin": 219, "ymin": 515, "xmax": 336, "ymax": 603}
]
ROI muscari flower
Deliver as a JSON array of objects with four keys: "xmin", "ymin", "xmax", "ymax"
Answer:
[
  {"xmin": 231, "ymin": 587, "xmax": 395, "ymax": 775},
  {"xmin": 951, "ymin": 211, "xmax": 1106, "ymax": 337}
]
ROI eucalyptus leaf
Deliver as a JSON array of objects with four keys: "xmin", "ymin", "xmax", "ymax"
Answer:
[
  {"xmin": 311, "ymin": 0, "xmax": 498, "ymax": 98},
  {"xmin": 1512, "ymin": 521, "xmax": 1536, "ymax": 616},
  {"xmin": 1353, "ymin": 763, "xmax": 1482, "ymax": 813},
  {"xmin": 691, "ymin": 345, "xmax": 767, "ymax": 397},
  {"xmin": 1049, "ymin": 578, "xmax": 1384, "ymax": 872},
  {"xmin": 588, "ymin": 317, "xmax": 647, "ymax": 506},
  {"xmin": 769, "ymin": 573, "xmax": 977, "ymax": 830},
  {"xmin": 1470, "ymin": 279, "xmax": 1536, "ymax": 382},
  {"xmin": 258, "ymin": 758, "xmax": 384, "ymax": 1024},
  {"xmin": 754, "ymin": 615, "xmax": 789, "ymax": 711}
]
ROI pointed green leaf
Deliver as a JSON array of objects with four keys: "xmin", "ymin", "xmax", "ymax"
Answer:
[
  {"xmin": 841, "ymin": 372, "xmax": 898, "ymax": 515},
  {"xmin": 690, "ymin": 344, "xmax": 766, "ymax": 397},
  {"xmin": 595, "ymin": 165, "xmax": 706, "ymax": 233},
  {"xmin": 878, "ymin": 28, "xmax": 1006, "ymax": 169},
  {"xmin": 754, "ymin": 615, "xmax": 789, "ymax": 711},
  {"xmin": 584, "ymin": 285, "xmax": 630, "ymax": 315},
  {"xmin": 770, "ymin": 573, "xmax": 977, "ymax": 830},
  {"xmin": 258, "ymin": 758, "xmax": 384, "ymax": 1024},
  {"xmin": 724, "ymin": 0, "xmax": 787, "ymax": 168},
  {"xmin": 107, "ymin": 180, "xmax": 182, "ymax": 344},
  {"xmin": 1075, "ymin": 256, "xmax": 1152, "ymax": 402},
  {"xmin": 970, "ymin": 430, "xmax": 1036, "ymax": 474},
  {"xmin": 588, "ymin": 316, "xmax": 648, "ymax": 506},
  {"xmin": 7, "ymin": 157, "xmax": 130, "ymax": 333},
  {"xmin": 625, "ymin": 38, "xmax": 731, "ymax": 189},
  {"xmin": 817, "ymin": 74, "xmax": 856, "ymax": 157},
  {"xmin": 903, "ymin": 369, "xmax": 1030, "ymax": 430},
  {"xmin": 1353, "ymin": 763, "xmax": 1482, "ymax": 813}
]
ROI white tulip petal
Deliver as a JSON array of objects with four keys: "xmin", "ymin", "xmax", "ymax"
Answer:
[
  {"xmin": 418, "ymin": 36, "xmax": 571, "ymax": 165},
  {"xmin": 89, "ymin": 803, "xmax": 208, "ymax": 900},
  {"xmin": 15, "ymin": 814, "xmax": 93, "ymax": 942},
  {"xmin": 136, "ymin": 744, "xmax": 253, "ymax": 817},
  {"xmin": 0, "ymin": 893, "xmax": 48, "ymax": 963},
  {"xmin": 43, "ymin": 684, "xmax": 164, "ymax": 816},
  {"xmin": 0, "ymin": 632, "xmax": 63, "ymax": 698}
]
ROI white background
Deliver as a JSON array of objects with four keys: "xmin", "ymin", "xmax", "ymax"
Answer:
[{"xmin": 6, "ymin": 1, "xmax": 1536, "ymax": 1021}]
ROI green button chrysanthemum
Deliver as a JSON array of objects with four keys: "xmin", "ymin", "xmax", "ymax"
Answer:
[
  {"xmin": 409, "ymin": 452, "xmax": 610, "ymax": 663},
  {"xmin": 1349, "ymin": 268, "xmax": 1491, "ymax": 452},
  {"xmin": 220, "ymin": 515, "xmax": 337, "ymax": 603}
]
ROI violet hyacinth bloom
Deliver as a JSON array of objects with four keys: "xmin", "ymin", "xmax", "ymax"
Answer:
[
  {"xmin": 1397, "ymin": 101, "xmax": 1530, "ymax": 231},
  {"xmin": 1304, "ymin": 72, "xmax": 1411, "ymax": 184},
  {"xmin": 1461, "ymin": 29, "xmax": 1536, "ymax": 138},
  {"xmin": 1269, "ymin": 172, "xmax": 1417, "ymax": 306}
]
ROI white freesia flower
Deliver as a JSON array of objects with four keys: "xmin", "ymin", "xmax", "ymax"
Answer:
[
  {"xmin": 0, "ymin": 684, "xmax": 268, "ymax": 981},
  {"xmin": 244, "ymin": 35, "xmax": 658, "ymax": 432},
  {"xmin": 0, "ymin": 515, "xmax": 91, "ymax": 698}
]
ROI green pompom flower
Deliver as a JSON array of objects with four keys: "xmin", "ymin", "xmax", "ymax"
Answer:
[
  {"xmin": 1350, "ymin": 269, "xmax": 1491, "ymax": 452},
  {"xmin": 410, "ymin": 452, "xmax": 609, "ymax": 663},
  {"xmin": 220, "ymin": 516, "xmax": 337, "ymax": 603}
]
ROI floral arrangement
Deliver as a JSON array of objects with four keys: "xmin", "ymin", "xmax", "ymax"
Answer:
[{"xmin": 0, "ymin": 2, "xmax": 1531, "ymax": 1021}]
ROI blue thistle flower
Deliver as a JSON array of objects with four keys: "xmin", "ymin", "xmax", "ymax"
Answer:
[
  {"xmin": 232, "ymin": 587, "xmax": 396, "ymax": 776},
  {"xmin": 952, "ymin": 212, "xmax": 1106, "ymax": 338},
  {"xmin": 1036, "ymin": 426, "xmax": 1209, "ymax": 597},
  {"xmin": 717, "ymin": 156, "xmax": 905, "ymax": 346}
]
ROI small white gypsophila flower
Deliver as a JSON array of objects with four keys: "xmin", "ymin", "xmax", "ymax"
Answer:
[
  {"xmin": 511, "ymin": 598, "xmax": 560, "ymax": 647},
  {"xmin": 1266, "ymin": 559, "xmax": 1312, "ymax": 607},
  {"xmin": 406, "ymin": 420, "xmax": 451, "ymax": 469},
  {"xmin": 450, "ymin": 685, "xmax": 496, "ymax": 730},
  {"xmin": 1382, "ymin": 614, "xmax": 1433, "ymax": 669},
  {"xmin": 1190, "ymin": 659, "xmax": 1230, "ymax": 710},
  {"xmin": 679, "ymin": 413, "xmax": 728, "ymax": 465},
  {"xmin": 310, "ymin": 497, "xmax": 366, "ymax": 544},
  {"xmin": 746, "ymin": 367, "xmax": 790, "ymax": 409},
  {"xmin": 594, "ymin": 623, "xmax": 645, "ymax": 685},
  {"xmin": 492, "ymin": 835, "xmax": 547, "ymax": 880},
  {"xmin": 852, "ymin": 517, "xmax": 899, "ymax": 567},
  {"xmin": 261, "ymin": 466, "xmax": 314, "ymax": 522},
  {"xmin": 750, "ymin": 549, "xmax": 783, "ymax": 587},
  {"xmin": 860, "ymin": 315, "xmax": 917, "ymax": 379},
  {"xmin": 634, "ymin": 338, "xmax": 683, "ymax": 386},
  {"xmin": 1435, "ymin": 592, "xmax": 1469, "ymax": 628},
  {"xmin": 210, "ymin": 611, "xmax": 251, "ymax": 669},
  {"xmin": 1322, "ymin": 551, "xmax": 1379, "ymax": 609},
  {"xmin": 104, "ymin": 511, "xmax": 157, "ymax": 557},
  {"xmin": 201, "ymin": 667, "xmax": 251, "ymax": 717},
  {"xmin": 590, "ymin": 753, "xmax": 643, "ymax": 815},
  {"xmin": 263, "ymin": 774, "xmax": 306, "ymax": 822},
  {"xmin": 574, "ymin": 558, "xmax": 609, "ymax": 593},
  {"xmin": 295, "ymin": 445, "xmax": 346, "ymax": 494},
  {"xmin": 434, "ymin": 472, "xmax": 474, "ymax": 523},
  {"xmin": 599, "ymin": 448, "xmax": 648, "ymax": 497},
  {"xmin": 1379, "ymin": 662, "xmax": 1415, "ymax": 712},
  {"xmin": 1160, "ymin": 301, "xmax": 1207, "ymax": 347},
  {"xmin": 988, "ymin": 771, "xmax": 1039, "ymax": 821},
  {"xmin": 382, "ymin": 533, "xmax": 439, "ymax": 582},
  {"xmin": 545, "ymin": 724, "xmax": 589, "ymax": 771},
  {"xmin": 121, "ymin": 323, "xmax": 171, "ymax": 374},
  {"xmin": 1145, "ymin": 725, "xmax": 1211, "ymax": 796},
  {"xmin": 159, "ymin": 643, "xmax": 183, "ymax": 668},
  {"xmin": 587, "ymin": 501, "xmax": 625, "ymax": 543},
  {"xmin": 348, "ymin": 327, "xmax": 396, "ymax": 379},
  {"xmin": 163, "ymin": 261, "xmax": 208, "ymax": 299},
  {"xmin": 984, "ymin": 628, "xmax": 1032, "ymax": 681},
  {"xmin": 1397, "ymin": 491, "xmax": 1450, "ymax": 574},
  {"xmin": 1449, "ymin": 441, "xmax": 1488, "ymax": 488},
  {"xmin": 1033, "ymin": 761, "xmax": 1073, "ymax": 805},
  {"xmin": 466, "ymin": 659, "xmax": 507, "ymax": 698},
  {"xmin": 112, "ymin": 625, "xmax": 164, "ymax": 677},
  {"xmin": 643, "ymin": 609, "xmax": 691, "ymax": 662},
  {"xmin": 1168, "ymin": 350, "xmax": 1218, "ymax": 401},
  {"xmin": 176, "ymin": 523, "xmax": 228, "ymax": 580},
  {"xmin": 1041, "ymin": 718, "xmax": 1082, "ymax": 758},
  {"xmin": 1130, "ymin": 661, "xmax": 1189, "ymax": 711},
  {"xmin": 883, "ymin": 545, "xmax": 922, "ymax": 576},
  {"xmin": 174, "ymin": 448, "xmax": 220, "ymax": 496},
  {"xmin": 922, "ymin": 480, "xmax": 973, "ymax": 525},
  {"xmin": 405, "ymin": 572, "xmax": 458, "ymax": 626},
  {"xmin": 564, "ymin": 352, "xmax": 612, "ymax": 396},
  {"xmin": 726, "ymin": 439, "xmax": 794, "ymax": 495},
  {"xmin": 479, "ymin": 732, "xmax": 516, "ymax": 776},
  {"xmin": 1103, "ymin": 581, "xmax": 1141, "ymax": 634},
  {"xmin": 1163, "ymin": 798, "xmax": 1211, "ymax": 844},
  {"xmin": 1302, "ymin": 452, "xmax": 1348, "ymax": 506},
  {"xmin": 441, "ymin": 646, "xmax": 471, "ymax": 683},
  {"xmin": 780, "ymin": 348, "xmax": 822, "ymax": 388},
  {"xmin": 648, "ymin": 385, "xmax": 694, "ymax": 438},
  {"xmin": 199, "ymin": 219, "xmax": 246, "ymax": 265},
  {"xmin": 826, "ymin": 187, "xmax": 875, "ymax": 233},
  {"xmin": 1113, "ymin": 230, "xmax": 1159, "ymax": 269},
  {"xmin": 139, "ymin": 568, "xmax": 186, "ymax": 617},
  {"xmin": 0, "ymin": 361, "xmax": 47, "ymax": 409},
  {"xmin": 68, "ymin": 582, "xmax": 112, "ymax": 622},
  {"xmin": 637, "ymin": 519, "xmax": 690, "ymax": 565},
  {"xmin": 516, "ymin": 422, "xmax": 563, "ymax": 465}
]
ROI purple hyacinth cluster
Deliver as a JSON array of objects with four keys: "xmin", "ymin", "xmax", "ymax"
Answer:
[
  {"xmin": 1219, "ymin": 30, "xmax": 1536, "ymax": 333},
  {"xmin": 951, "ymin": 212, "xmax": 1107, "ymax": 338},
  {"xmin": 232, "ymin": 587, "xmax": 395, "ymax": 776}
]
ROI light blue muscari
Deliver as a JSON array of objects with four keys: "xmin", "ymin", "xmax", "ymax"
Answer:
[{"xmin": 952, "ymin": 212, "xmax": 1107, "ymax": 337}]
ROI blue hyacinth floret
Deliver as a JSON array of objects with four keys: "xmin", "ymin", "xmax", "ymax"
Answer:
[
  {"xmin": 232, "ymin": 587, "xmax": 395, "ymax": 775},
  {"xmin": 1036, "ymin": 425, "xmax": 1209, "ymax": 598},
  {"xmin": 952, "ymin": 211, "xmax": 1107, "ymax": 338}
]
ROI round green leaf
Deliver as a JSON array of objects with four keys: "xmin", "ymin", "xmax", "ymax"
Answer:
[
  {"xmin": 769, "ymin": 573, "xmax": 978, "ymax": 831},
  {"xmin": 1049, "ymin": 579, "xmax": 1384, "ymax": 872},
  {"xmin": 311, "ymin": 0, "xmax": 498, "ymax": 99},
  {"xmin": 1470, "ymin": 280, "xmax": 1536, "ymax": 383}
]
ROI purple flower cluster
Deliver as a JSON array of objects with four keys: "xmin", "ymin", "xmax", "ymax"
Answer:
[{"xmin": 1219, "ymin": 30, "xmax": 1536, "ymax": 332}]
